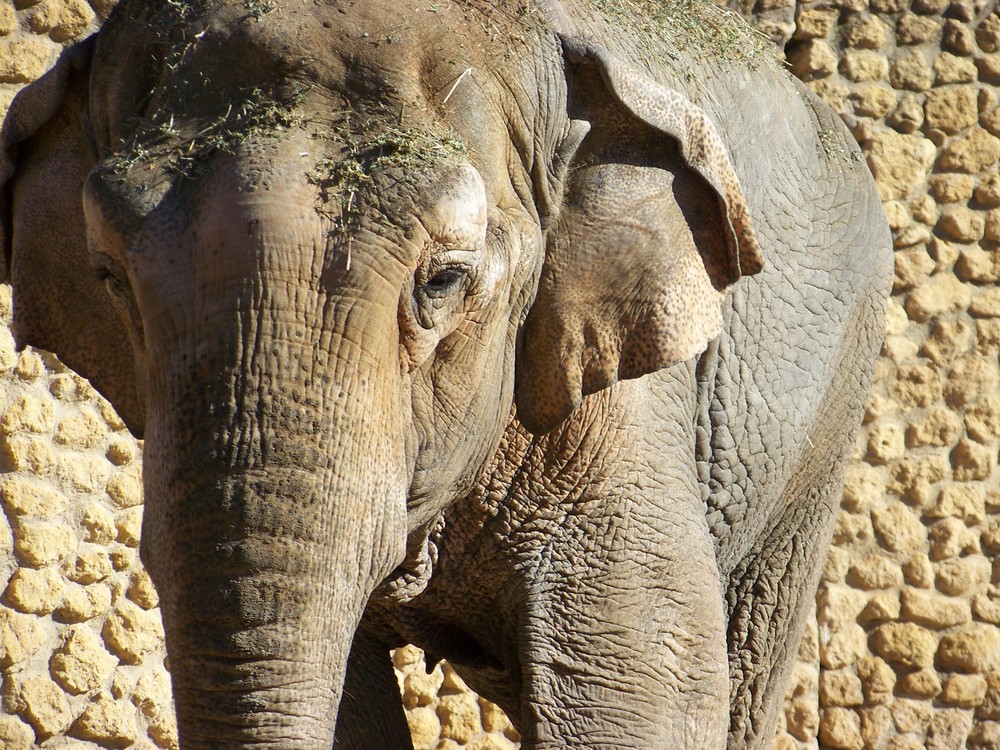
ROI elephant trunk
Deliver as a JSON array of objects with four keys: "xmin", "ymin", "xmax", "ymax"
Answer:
[{"xmin": 139, "ymin": 319, "xmax": 408, "ymax": 749}]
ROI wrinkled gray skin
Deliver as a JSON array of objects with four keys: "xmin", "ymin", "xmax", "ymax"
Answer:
[{"xmin": 0, "ymin": 0, "xmax": 891, "ymax": 747}]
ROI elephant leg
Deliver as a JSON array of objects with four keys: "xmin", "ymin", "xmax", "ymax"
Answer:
[
  {"xmin": 725, "ymin": 476, "xmax": 842, "ymax": 750},
  {"xmin": 513, "ymin": 489, "xmax": 730, "ymax": 750},
  {"xmin": 334, "ymin": 629, "xmax": 413, "ymax": 750}
]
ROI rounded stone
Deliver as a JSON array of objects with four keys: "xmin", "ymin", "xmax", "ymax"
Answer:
[
  {"xmin": 897, "ymin": 13, "xmax": 942, "ymax": 44},
  {"xmin": 872, "ymin": 503, "xmax": 926, "ymax": 553},
  {"xmin": 0, "ymin": 608, "xmax": 48, "ymax": 668},
  {"xmin": 437, "ymin": 693, "xmax": 482, "ymax": 743},
  {"xmin": 867, "ymin": 422, "xmax": 905, "ymax": 464},
  {"xmin": 54, "ymin": 411, "xmax": 107, "ymax": 451},
  {"xmin": 126, "ymin": 570, "xmax": 159, "ymax": 610},
  {"xmin": 1, "ymin": 395, "xmax": 54, "ymax": 436},
  {"xmin": 820, "ymin": 670, "xmax": 864, "ymax": 707},
  {"xmin": 944, "ymin": 357, "xmax": 998, "ymax": 406},
  {"xmin": 14, "ymin": 675, "xmax": 74, "ymax": 737},
  {"xmin": 14, "ymin": 522, "xmax": 77, "ymax": 568},
  {"xmin": 938, "ymin": 626, "xmax": 1000, "ymax": 672},
  {"xmin": 940, "ymin": 673, "xmax": 988, "ymax": 707},
  {"xmin": 925, "ymin": 87, "xmax": 978, "ymax": 134},
  {"xmin": 101, "ymin": 600, "xmax": 164, "ymax": 664},
  {"xmin": 4, "ymin": 567, "xmax": 65, "ymax": 615},
  {"xmin": 71, "ymin": 694, "xmax": 138, "ymax": 745},
  {"xmin": 821, "ymin": 624, "xmax": 869, "ymax": 670},
  {"xmin": 106, "ymin": 471, "xmax": 143, "ymax": 509},
  {"xmin": 906, "ymin": 408, "xmax": 961, "ymax": 448},
  {"xmin": 406, "ymin": 706, "xmax": 440, "ymax": 749},
  {"xmin": 841, "ymin": 49, "xmax": 890, "ymax": 82},
  {"xmin": 864, "ymin": 131, "xmax": 936, "ymax": 201},
  {"xmin": 940, "ymin": 128, "xmax": 1000, "ymax": 173},
  {"xmin": 818, "ymin": 707, "xmax": 863, "ymax": 749},
  {"xmin": 50, "ymin": 627, "xmax": 118, "ymax": 695},
  {"xmin": 952, "ymin": 439, "xmax": 995, "ymax": 481},
  {"xmin": 0, "ymin": 715, "xmax": 35, "ymax": 750},
  {"xmin": 936, "ymin": 555, "xmax": 991, "ymax": 595},
  {"xmin": 904, "ymin": 274, "xmax": 971, "ymax": 322},
  {"xmin": 402, "ymin": 667, "xmax": 444, "ymax": 709},
  {"xmin": 891, "ymin": 699, "xmax": 933, "ymax": 733},
  {"xmin": 80, "ymin": 504, "xmax": 116, "ymax": 546},
  {"xmin": 938, "ymin": 207, "xmax": 986, "ymax": 242},
  {"xmin": 896, "ymin": 668, "xmax": 943, "ymax": 699},
  {"xmin": 63, "ymin": 547, "xmax": 113, "ymax": 585},
  {"xmin": 873, "ymin": 623, "xmax": 938, "ymax": 667},
  {"xmin": 0, "ymin": 38, "xmax": 53, "ymax": 84},
  {"xmin": 56, "ymin": 583, "xmax": 112, "ymax": 624},
  {"xmin": 900, "ymin": 589, "xmax": 971, "ymax": 628},
  {"xmin": 889, "ymin": 50, "xmax": 934, "ymax": 90},
  {"xmin": 790, "ymin": 40, "xmax": 838, "ymax": 78},
  {"xmin": 926, "ymin": 708, "xmax": 974, "ymax": 750},
  {"xmin": 115, "ymin": 509, "xmax": 142, "ymax": 548}
]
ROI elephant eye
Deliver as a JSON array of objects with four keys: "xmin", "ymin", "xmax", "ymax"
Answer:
[
  {"xmin": 90, "ymin": 252, "xmax": 143, "ymax": 332},
  {"xmin": 420, "ymin": 268, "xmax": 467, "ymax": 299}
]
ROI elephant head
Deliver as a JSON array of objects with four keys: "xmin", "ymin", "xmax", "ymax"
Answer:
[{"xmin": 0, "ymin": 1, "xmax": 761, "ymax": 746}]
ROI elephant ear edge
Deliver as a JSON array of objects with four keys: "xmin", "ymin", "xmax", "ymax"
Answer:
[
  {"xmin": 0, "ymin": 38, "xmax": 96, "ymax": 281},
  {"xmin": 561, "ymin": 36, "xmax": 763, "ymax": 283},
  {"xmin": 515, "ymin": 37, "xmax": 764, "ymax": 435},
  {"xmin": 0, "ymin": 39, "xmax": 146, "ymax": 436}
]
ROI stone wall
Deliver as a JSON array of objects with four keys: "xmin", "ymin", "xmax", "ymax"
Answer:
[
  {"xmin": 776, "ymin": 1, "xmax": 1000, "ymax": 748},
  {"xmin": 2, "ymin": 0, "xmax": 1000, "ymax": 748}
]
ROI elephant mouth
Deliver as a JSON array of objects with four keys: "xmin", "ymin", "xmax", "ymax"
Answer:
[{"xmin": 372, "ymin": 516, "xmax": 444, "ymax": 603}]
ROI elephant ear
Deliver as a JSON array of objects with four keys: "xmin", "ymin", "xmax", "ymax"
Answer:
[
  {"xmin": 1, "ymin": 40, "xmax": 145, "ymax": 435},
  {"xmin": 515, "ymin": 37, "xmax": 763, "ymax": 435}
]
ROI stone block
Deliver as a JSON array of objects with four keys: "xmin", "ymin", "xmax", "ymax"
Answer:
[
  {"xmin": 71, "ymin": 694, "xmax": 138, "ymax": 745},
  {"xmin": 50, "ymin": 627, "xmax": 118, "ymax": 695},
  {"xmin": 897, "ymin": 13, "xmax": 943, "ymax": 44},
  {"xmin": 821, "ymin": 670, "xmax": 865, "ymax": 707},
  {"xmin": 13, "ymin": 675, "xmax": 74, "ymax": 737},
  {"xmin": 940, "ymin": 128, "xmax": 1000, "ymax": 173},
  {"xmin": 867, "ymin": 422, "xmax": 905, "ymax": 464},
  {"xmin": 900, "ymin": 589, "xmax": 971, "ymax": 628},
  {"xmin": 904, "ymin": 274, "xmax": 971, "ymax": 322},
  {"xmin": 944, "ymin": 357, "xmax": 998, "ymax": 406},
  {"xmin": 926, "ymin": 708, "xmax": 974, "ymax": 750},
  {"xmin": 0, "ymin": 608, "xmax": 48, "ymax": 668},
  {"xmin": 406, "ymin": 706, "xmax": 440, "ymax": 749},
  {"xmin": 891, "ymin": 698, "xmax": 933, "ymax": 732},
  {"xmin": 437, "ymin": 693, "xmax": 481, "ymax": 743},
  {"xmin": 819, "ymin": 707, "xmax": 863, "ymax": 749},
  {"xmin": 101, "ymin": 600, "xmax": 164, "ymax": 665},
  {"xmin": 873, "ymin": 623, "xmax": 937, "ymax": 667},
  {"xmin": 927, "ymin": 485, "xmax": 985, "ymax": 523},
  {"xmin": 925, "ymin": 88, "xmax": 978, "ymax": 134},
  {"xmin": 0, "ymin": 39, "xmax": 52, "ymax": 84},
  {"xmin": 906, "ymin": 408, "xmax": 961, "ymax": 448},
  {"xmin": 936, "ymin": 556, "xmax": 991, "ymax": 595},
  {"xmin": 889, "ymin": 50, "xmax": 934, "ymax": 90},
  {"xmin": 5, "ymin": 567, "xmax": 65, "ymax": 615},
  {"xmin": 937, "ymin": 625, "xmax": 1000, "ymax": 672},
  {"xmin": 865, "ymin": 131, "xmax": 936, "ymax": 201},
  {"xmin": 896, "ymin": 668, "xmax": 942, "ymax": 698},
  {"xmin": 14, "ymin": 522, "xmax": 76, "ymax": 568},
  {"xmin": 872, "ymin": 503, "xmax": 925, "ymax": 553},
  {"xmin": 940, "ymin": 674, "xmax": 988, "ymax": 707},
  {"xmin": 938, "ymin": 207, "xmax": 985, "ymax": 242}
]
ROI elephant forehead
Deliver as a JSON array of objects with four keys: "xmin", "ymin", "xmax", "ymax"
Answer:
[{"xmin": 418, "ymin": 165, "xmax": 488, "ymax": 247}]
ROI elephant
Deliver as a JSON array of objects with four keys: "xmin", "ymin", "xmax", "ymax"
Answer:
[{"xmin": 0, "ymin": 0, "xmax": 892, "ymax": 747}]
